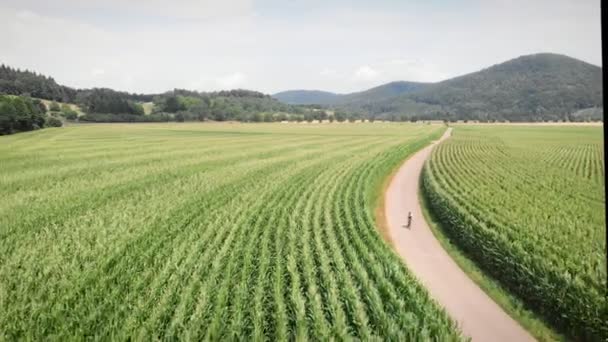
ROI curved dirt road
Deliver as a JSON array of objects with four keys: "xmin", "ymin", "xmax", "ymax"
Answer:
[{"xmin": 384, "ymin": 128, "xmax": 534, "ymax": 341}]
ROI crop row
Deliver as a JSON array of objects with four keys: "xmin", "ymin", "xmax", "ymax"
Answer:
[
  {"xmin": 0, "ymin": 123, "xmax": 461, "ymax": 340},
  {"xmin": 423, "ymin": 125, "xmax": 606, "ymax": 340}
]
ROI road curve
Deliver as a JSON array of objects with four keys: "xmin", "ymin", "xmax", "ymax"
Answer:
[{"xmin": 384, "ymin": 127, "xmax": 534, "ymax": 341}]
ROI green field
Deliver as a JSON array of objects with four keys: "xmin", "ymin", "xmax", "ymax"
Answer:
[
  {"xmin": 423, "ymin": 125, "xmax": 606, "ymax": 340},
  {"xmin": 0, "ymin": 123, "xmax": 462, "ymax": 340}
]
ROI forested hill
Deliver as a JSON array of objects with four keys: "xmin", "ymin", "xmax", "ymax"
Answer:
[
  {"xmin": 338, "ymin": 81, "xmax": 430, "ymax": 104},
  {"xmin": 0, "ymin": 64, "xmax": 152, "ymax": 104},
  {"xmin": 0, "ymin": 64, "xmax": 77, "ymax": 103},
  {"xmin": 272, "ymin": 81, "xmax": 429, "ymax": 105},
  {"xmin": 275, "ymin": 53, "xmax": 603, "ymax": 122},
  {"xmin": 406, "ymin": 53, "xmax": 603, "ymax": 121},
  {"xmin": 271, "ymin": 90, "xmax": 341, "ymax": 105}
]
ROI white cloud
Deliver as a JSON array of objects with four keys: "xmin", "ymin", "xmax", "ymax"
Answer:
[
  {"xmin": 217, "ymin": 72, "xmax": 246, "ymax": 88},
  {"xmin": 319, "ymin": 68, "xmax": 337, "ymax": 77},
  {"xmin": 321, "ymin": 59, "xmax": 449, "ymax": 91},
  {"xmin": 353, "ymin": 66, "xmax": 379, "ymax": 81},
  {"xmin": 7, "ymin": 0, "xmax": 255, "ymax": 20},
  {"xmin": 91, "ymin": 68, "xmax": 105, "ymax": 76},
  {"xmin": 112, "ymin": 0, "xmax": 254, "ymax": 19},
  {"xmin": 187, "ymin": 73, "xmax": 247, "ymax": 92},
  {"xmin": 15, "ymin": 9, "xmax": 39, "ymax": 20},
  {"xmin": 387, "ymin": 58, "xmax": 417, "ymax": 66},
  {"xmin": 0, "ymin": 0, "xmax": 601, "ymax": 94},
  {"xmin": 122, "ymin": 74, "xmax": 135, "ymax": 89},
  {"xmin": 382, "ymin": 59, "xmax": 448, "ymax": 82}
]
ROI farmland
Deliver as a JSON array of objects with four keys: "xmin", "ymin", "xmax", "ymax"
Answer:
[
  {"xmin": 423, "ymin": 125, "xmax": 606, "ymax": 340},
  {"xmin": 0, "ymin": 123, "xmax": 461, "ymax": 340}
]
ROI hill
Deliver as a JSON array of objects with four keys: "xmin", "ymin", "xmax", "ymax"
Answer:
[
  {"xmin": 272, "ymin": 89, "xmax": 340, "ymax": 105},
  {"xmin": 274, "ymin": 53, "xmax": 603, "ymax": 122},
  {"xmin": 338, "ymin": 81, "xmax": 429, "ymax": 104},
  {"xmin": 406, "ymin": 53, "xmax": 603, "ymax": 121},
  {"xmin": 0, "ymin": 64, "xmax": 77, "ymax": 103},
  {"xmin": 272, "ymin": 81, "xmax": 429, "ymax": 106}
]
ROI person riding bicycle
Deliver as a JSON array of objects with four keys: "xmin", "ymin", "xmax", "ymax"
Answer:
[{"xmin": 407, "ymin": 211, "xmax": 413, "ymax": 228}]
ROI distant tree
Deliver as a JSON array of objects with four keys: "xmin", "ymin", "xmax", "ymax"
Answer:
[
  {"xmin": 0, "ymin": 95, "xmax": 46, "ymax": 134},
  {"xmin": 304, "ymin": 112, "xmax": 314, "ymax": 123},
  {"xmin": 163, "ymin": 96, "xmax": 182, "ymax": 113},
  {"xmin": 65, "ymin": 112, "xmax": 78, "ymax": 120},
  {"xmin": 347, "ymin": 112, "xmax": 359, "ymax": 123},
  {"xmin": 262, "ymin": 113, "xmax": 273, "ymax": 122},
  {"xmin": 128, "ymin": 102, "xmax": 145, "ymax": 115},
  {"xmin": 213, "ymin": 111, "xmax": 227, "ymax": 121},
  {"xmin": 188, "ymin": 101, "xmax": 210, "ymax": 121},
  {"xmin": 60, "ymin": 105, "xmax": 78, "ymax": 120},
  {"xmin": 49, "ymin": 101, "xmax": 61, "ymax": 111},
  {"xmin": 46, "ymin": 117, "xmax": 63, "ymax": 127},
  {"xmin": 313, "ymin": 110, "xmax": 328, "ymax": 122},
  {"xmin": 79, "ymin": 88, "xmax": 146, "ymax": 115},
  {"xmin": 276, "ymin": 113, "xmax": 287, "ymax": 122},
  {"xmin": 334, "ymin": 111, "xmax": 347, "ymax": 122},
  {"xmin": 0, "ymin": 99, "xmax": 17, "ymax": 134},
  {"xmin": 33, "ymin": 99, "xmax": 47, "ymax": 114}
]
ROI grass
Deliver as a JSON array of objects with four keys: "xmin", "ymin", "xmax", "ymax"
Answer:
[{"xmin": 0, "ymin": 122, "xmax": 462, "ymax": 340}]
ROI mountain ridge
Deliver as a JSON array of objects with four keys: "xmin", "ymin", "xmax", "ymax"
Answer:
[{"xmin": 273, "ymin": 53, "xmax": 603, "ymax": 121}]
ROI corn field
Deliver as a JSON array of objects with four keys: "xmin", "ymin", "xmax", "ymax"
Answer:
[
  {"xmin": 0, "ymin": 123, "xmax": 462, "ymax": 340},
  {"xmin": 423, "ymin": 125, "xmax": 606, "ymax": 341}
]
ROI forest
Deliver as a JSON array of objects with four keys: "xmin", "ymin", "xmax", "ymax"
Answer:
[
  {"xmin": 0, "ymin": 64, "xmax": 334, "ymax": 129},
  {"xmin": 274, "ymin": 54, "xmax": 603, "ymax": 122},
  {"xmin": 0, "ymin": 95, "xmax": 60, "ymax": 135}
]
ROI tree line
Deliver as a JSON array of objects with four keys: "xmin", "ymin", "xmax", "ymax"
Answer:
[
  {"xmin": 0, "ymin": 95, "xmax": 61, "ymax": 135},
  {"xmin": 6, "ymin": 61, "xmax": 598, "ymax": 128},
  {"xmin": 0, "ymin": 64, "xmax": 153, "ymax": 113},
  {"xmin": 0, "ymin": 64, "xmax": 77, "ymax": 103},
  {"xmin": 0, "ymin": 64, "xmax": 325, "ymax": 124}
]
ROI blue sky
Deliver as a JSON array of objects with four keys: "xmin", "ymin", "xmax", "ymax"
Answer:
[{"xmin": 0, "ymin": 0, "xmax": 601, "ymax": 94}]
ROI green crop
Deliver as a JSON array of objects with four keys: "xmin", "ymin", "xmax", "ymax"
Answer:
[
  {"xmin": 0, "ymin": 123, "xmax": 462, "ymax": 340},
  {"xmin": 423, "ymin": 125, "xmax": 606, "ymax": 341}
]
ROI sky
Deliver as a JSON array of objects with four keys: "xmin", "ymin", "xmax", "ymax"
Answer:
[{"xmin": 0, "ymin": 0, "xmax": 602, "ymax": 94}]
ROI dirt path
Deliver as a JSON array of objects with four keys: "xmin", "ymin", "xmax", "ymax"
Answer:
[{"xmin": 384, "ymin": 128, "xmax": 535, "ymax": 341}]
